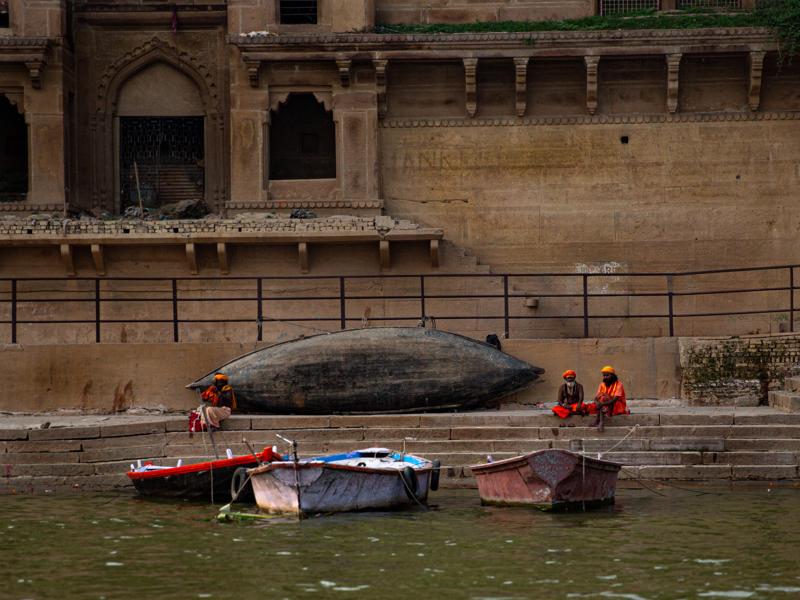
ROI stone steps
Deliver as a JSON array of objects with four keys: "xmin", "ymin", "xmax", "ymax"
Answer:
[
  {"xmin": 769, "ymin": 390, "xmax": 800, "ymax": 412},
  {"xmin": 2, "ymin": 410, "xmax": 800, "ymax": 492}
]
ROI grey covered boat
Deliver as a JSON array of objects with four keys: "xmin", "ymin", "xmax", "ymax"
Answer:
[{"xmin": 187, "ymin": 326, "xmax": 543, "ymax": 414}]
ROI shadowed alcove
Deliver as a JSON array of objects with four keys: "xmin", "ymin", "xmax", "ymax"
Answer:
[
  {"xmin": 269, "ymin": 93, "xmax": 336, "ymax": 180},
  {"xmin": 0, "ymin": 94, "xmax": 28, "ymax": 200}
]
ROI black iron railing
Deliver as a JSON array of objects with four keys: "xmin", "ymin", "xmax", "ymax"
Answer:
[{"xmin": 0, "ymin": 264, "xmax": 797, "ymax": 343}]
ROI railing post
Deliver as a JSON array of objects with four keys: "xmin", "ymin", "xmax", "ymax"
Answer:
[
  {"xmin": 667, "ymin": 274, "xmax": 674, "ymax": 337},
  {"xmin": 503, "ymin": 275, "xmax": 510, "ymax": 339},
  {"xmin": 257, "ymin": 278, "xmax": 263, "ymax": 342},
  {"xmin": 790, "ymin": 267, "xmax": 795, "ymax": 333},
  {"xmin": 339, "ymin": 276, "xmax": 346, "ymax": 330},
  {"xmin": 420, "ymin": 275, "xmax": 426, "ymax": 320},
  {"xmin": 11, "ymin": 279, "xmax": 17, "ymax": 344},
  {"xmin": 582, "ymin": 274, "xmax": 589, "ymax": 338},
  {"xmin": 95, "ymin": 279, "xmax": 101, "ymax": 343},
  {"xmin": 171, "ymin": 279, "xmax": 179, "ymax": 343}
]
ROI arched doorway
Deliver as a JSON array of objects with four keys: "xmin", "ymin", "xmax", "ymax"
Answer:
[
  {"xmin": 269, "ymin": 93, "xmax": 336, "ymax": 180},
  {"xmin": 116, "ymin": 62, "xmax": 205, "ymax": 212},
  {"xmin": 0, "ymin": 94, "xmax": 28, "ymax": 200}
]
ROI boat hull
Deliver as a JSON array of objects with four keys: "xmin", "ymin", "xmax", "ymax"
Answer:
[
  {"xmin": 127, "ymin": 456, "xmax": 259, "ymax": 502},
  {"xmin": 249, "ymin": 462, "xmax": 431, "ymax": 517},
  {"xmin": 470, "ymin": 449, "xmax": 621, "ymax": 511},
  {"xmin": 187, "ymin": 327, "xmax": 543, "ymax": 414}
]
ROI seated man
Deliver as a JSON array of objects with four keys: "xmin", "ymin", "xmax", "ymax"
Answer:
[
  {"xmin": 585, "ymin": 365, "xmax": 628, "ymax": 432},
  {"xmin": 552, "ymin": 370, "xmax": 585, "ymax": 419},
  {"xmin": 200, "ymin": 372, "xmax": 237, "ymax": 430}
]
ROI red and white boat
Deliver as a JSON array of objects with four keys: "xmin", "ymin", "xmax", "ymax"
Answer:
[{"xmin": 470, "ymin": 449, "xmax": 621, "ymax": 511}]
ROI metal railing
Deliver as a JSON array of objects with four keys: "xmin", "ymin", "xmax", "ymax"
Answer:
[{"xmin": 0, "ymin": 264, "xmax": 797, "ymax": 344}]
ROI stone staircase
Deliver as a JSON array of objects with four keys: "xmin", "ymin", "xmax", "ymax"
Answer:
[
  {"xmin": 769, "ymin": 376, "xmax": 800, "ymax": 412},
  {"xmin": 2, "ymin": 408, "xmax": 799, "ymax": 494}
]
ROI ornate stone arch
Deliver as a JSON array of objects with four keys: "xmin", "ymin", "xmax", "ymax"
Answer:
[{"xmin": 90, "ymin": 37, "xmax": 226, "ymax": 213}]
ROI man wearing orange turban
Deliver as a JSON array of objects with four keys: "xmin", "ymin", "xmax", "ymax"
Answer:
[
  {"xmin": 584, "ymin": 366, "xmax": 628, "ymax": 431},
  {"xmin": 551, "ymin": 369, "xmax": 585, "ymax": 419},
  {"xmin": 199, "ymin": 372, "xmax": 238, "ymax": 430}
]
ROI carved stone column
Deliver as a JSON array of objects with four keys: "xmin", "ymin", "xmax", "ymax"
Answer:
[
  {"xmin": 748, "ymin": 50, "xmax": 766, "ymax": 112},
  {"xmin": 584, "ymin": 56, "xmax": 599, "ymax": 116},
  {"xmin": 373, "ymin": 59, "xmax": 388, "ymax": 119},
  {"xmin": 513, "ymin": 57, "xmax": 529, "ymax": 118},
  {"xmin": 463, "ymin": 57, "xmax": 478, "ymax": 118},
  {"xmin": 666, "ymin": 53, "xmax": 682, "ymax": 114}
]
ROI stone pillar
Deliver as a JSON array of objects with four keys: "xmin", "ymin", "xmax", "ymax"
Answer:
[
  {"xmin": 463, "ymin": 58, "xmax": 478, "ymax": 118},
  {"xmin": 666, "ymin": 53, "xmax": 682, "ymax": 114},
  {"xmin": 514, "ymin": 57, "xmax": 529, "ymax": 118},
  {"xmin": 334, "ymin": 90, "xmax": 380, "ymax": 205},
  {"xmin": 584, "ymin": 56, "xmax": 599, "ymax": 115},
  {"xmin": 748, "ymin": 50, "xmax": 766, "ymax": 112},
  {"xmin": 28, "ymin": 112, "xmax": 66, "ymax": 207}
]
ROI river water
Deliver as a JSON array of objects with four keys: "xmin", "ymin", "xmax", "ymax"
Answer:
[{"xmin": 2, "ymin": 485, "xmax": 799, "ymax": 599}]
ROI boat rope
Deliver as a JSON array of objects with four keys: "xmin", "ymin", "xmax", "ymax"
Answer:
[
  {"xmin": 593, "ymin": 424, "xmax": 640, "ymax": 460},
  {"xmin": 397, "ymin": 471, "xmax": 429, "ymax": 510}
]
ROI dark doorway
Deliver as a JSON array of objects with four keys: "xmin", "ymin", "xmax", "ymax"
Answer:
[
  {"xmin": 119, "ymin": 116, "xmax": 204, "ymax": 211},
  {"xmin": 269, "ymin": 93, "xmax": 335, "ymax": 180},
  {"xmin": 0, "ymin": 95, "xmax": 28, "ymax": 200},
  {"xmin": 279, "ymin": 0, "xmax": 317, "ymax": 24},
  {"xmin": 0, "ymin": 0, "xmax": 9, "ymax": 28}
]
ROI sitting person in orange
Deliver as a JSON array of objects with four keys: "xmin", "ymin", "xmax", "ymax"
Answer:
[
  {"xmin": 585, "ymin": 365, "xmax": 628, "ymax": 432},
  {"xmin": 552, "ymin": 370, "xmax": 585, "ymax": 419},
  {"xmin": 200, "ymin": 372, "xmax": 237, "ymax": 430}
]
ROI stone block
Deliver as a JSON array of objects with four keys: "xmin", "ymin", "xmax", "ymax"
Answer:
[
  {"xmin": 605, "ymin": 451, "xmax": 703, "ymax": 466},
  {"xmin": 367, "ymin": 427, "xmax": 451, "ymax": 441},
  {"xmin": 80, "ymin": 445, "xmax": 165, "ymax": 463},
  {"xmin": 649, "ymin": 438, "xmax": 725, "ymax": 451},
  {"xmin": 637, "ymin": 465, "xmax": 732, "ymax": 480},
  {"xmin": 1, "ymin": 452, "xmax": 80, "ymax": 464},
  {"xmin": 726, "ymin": 425, "xmax": 800, "ymax": 438},
  {"xmin": 571, "ymin": 439, "xmax": 647, "ymax": 452},
  {"xmin": 491, "ymin": 440, "xmax": 552, "ymax": 453},
  {"xmin": 659, "ymin": 414, "xmax": 734, "ymax": 426},
  {"xmin": 5, "ymin": 440, "xmax": 82, "ymax": 453},
  {"xmin": 100, "ymin": 422, "xmax": 167, "ymax": 438},
  {"xmin": 251, "ymin": 416, "xmax": 331, "ymax": 430},
  {"xmin": 538, "ymin": 426, "xmax": 632, "ymax": 440},
  {"xmin": 28, "ymin": 426, "xmax": 100, "ymax": 441},
  {"xmin": 93, "ymin": 460, "xmax": 141, "ymax": 475},
  {"xmin": 450, "ymin": 427, "xmax": 540, "ymax": 441},
  {"xmin": 703, "ymin": 452, "xmax": 797, "ymax": 465},
  {"xmin": 166, "ymin": 418, "xmax": 191, "ymax": 432},
  {"xmin": 83, "ymin": 433, "xmax": 167, "ymax": 450},
  {"xmin": 0, "ymin": 429, "xmax": 28, "ymax": 441},
  {"xmin": 768, "ymin": 391, "xmax": 800, "ymax": 412},
  {"xmin": 3, "ymin": 463, "xmax": 96, "ymax": 477},
  {"xmin": 420, "ymin": 414, "xmax": 508, "ymax": 428},
  {"xmin": 725, "ymin": 439, "xmax": 800, "ymax": 451},
  {"xmin": 219, "ymin": 417, "xmax": 253, "ymax": 431},
  {"xmin": 330, "ymin": 415, "xmax": 420, "ymax": 428},
  {"xmin": 734, "ymin": 414, "xmax": 800, "ymax": 425},
  {"xmin": 0, "ymin": 476, "xmax": 68, "ymax": 494},
  {"xmin": 731, "ymin": 465, "xmax": 799, "ymax": 480}
]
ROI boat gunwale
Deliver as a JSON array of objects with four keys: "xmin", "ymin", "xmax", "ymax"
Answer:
[
  {"xmin": 469, "ymin": 448, "xmax": 622, "ymax": 474},
  {"xmin": 127, "ymin": 454, "xmax": 261, "ymax": 481},
  {"xmin": 247, "ymin": 461, "xmax": 433, "ymax": 478}
]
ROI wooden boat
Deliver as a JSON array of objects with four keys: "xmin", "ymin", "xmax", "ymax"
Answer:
[
  {"xmin": 127, "ymin": 447, "xmax": 282, "ymax": 502},
  {"xmin": 470, "ymin": 449, "xmax": 621, "ymax": 511},
  {"xmin": 247, "ymin": 448, "xmax": 438, "ymax": 517},
  {"xmin": 187, "ymin": 327, "xmax": 543, "ymax": 414}
]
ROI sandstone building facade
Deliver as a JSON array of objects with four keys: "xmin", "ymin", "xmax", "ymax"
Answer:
[{"xmin": 0, "ymin": 0, "xmax": 799, "ymax": 344}]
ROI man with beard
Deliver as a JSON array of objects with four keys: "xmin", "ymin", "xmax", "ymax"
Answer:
[
  {"xmin": 585, "ymin": 365, "xmax": 628, "ymax": 432},
  {"xmin": 552, "ymin": 370, "xmax": 585, "ymax": 419}
]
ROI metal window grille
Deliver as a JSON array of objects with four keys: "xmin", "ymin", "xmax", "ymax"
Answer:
[
  {"xmin": 600, "ymin": 0, "xmax": 659, "ymax": 15},
  {"xmin": 280, "ymin": 0, "xmax": 318, "ymax": 24},
  {"xmin": 677, "ymin": 0, "xmax": 742, "ymax": 8}
]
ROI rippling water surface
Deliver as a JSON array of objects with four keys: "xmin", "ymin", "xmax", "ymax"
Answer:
[{"xmin": 2, "ymin": 486, "xmax": 799, "ymax": 599}]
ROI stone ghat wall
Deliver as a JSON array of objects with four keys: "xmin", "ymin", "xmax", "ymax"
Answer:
[{"xmin": 680, "ymin": 333, "xmax": 800, "ymax": 406}]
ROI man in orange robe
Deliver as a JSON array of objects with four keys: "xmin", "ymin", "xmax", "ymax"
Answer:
[
  {"xmin": 585, "ymin": 365, "xmax": 628, "ymax": 432},
  {"xmin": 200, "ymin": 372, "xmax": 237, "ymax": 430},
  {"xmin": 552, "ymin": 370, "xmax": 585, "ymax": 419}
]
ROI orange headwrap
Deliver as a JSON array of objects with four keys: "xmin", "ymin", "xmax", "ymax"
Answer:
[
  {"xmin": 600, "ymin": 366, "xmax": 616, "ymax": 374},
  {"xmin": 562, "ymin": 370, "xmax": 576, "ymax": 379},
  {"xmin": 214, "ymin": 373, "xmax": 228, "ymax": 382}
]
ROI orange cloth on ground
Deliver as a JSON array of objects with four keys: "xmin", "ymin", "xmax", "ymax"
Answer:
[
  {"xmin": 586, "ymin": 380, "xmax": 628, "ymax": 416},
  {"xmin": 552, "ymin": 402, "xmax": 584, "ymax": 419}
]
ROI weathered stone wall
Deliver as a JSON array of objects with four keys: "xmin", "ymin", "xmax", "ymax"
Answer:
[
  {"xmin": 375, "ymin": 0, "xmax": 593, "ymax": 24},
  {"xmin": 680, "ymin": 333, "xmax": 800, "ymax": 406}
]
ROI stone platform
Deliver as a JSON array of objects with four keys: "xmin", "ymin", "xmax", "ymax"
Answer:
[{"xmin": 2, "ymin": 406, "xmax": 799, "ymax": 494}]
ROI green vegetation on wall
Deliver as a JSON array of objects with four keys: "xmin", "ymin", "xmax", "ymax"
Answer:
[{"xmin": 374, "ymin": 0, "xmax": 800, "ymax": 59}]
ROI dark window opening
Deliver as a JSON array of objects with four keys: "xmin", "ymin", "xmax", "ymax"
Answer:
[
  {"xmin": 620, "ymin": 136, "xmax": 629, "ymax": 144},
  {"xmin": 280, "ymin": 0, "xmax": 318, "ymax": 24},
  {"xmin": 0, "ymin": 0, "xmax": 8, "ymax": 28},
  {"xmin": 0, "ymin": 95, "xmax": 28, "ymax": 200},
  {"xmin": 270, "ymin": 93, "xmax": 335, "ymax": 180},
  {"xmin": 119, "ymin": 116, "xmax": 204, "ymax": 212}
]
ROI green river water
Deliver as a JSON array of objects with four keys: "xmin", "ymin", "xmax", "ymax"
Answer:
[{"xmin": 1, "ymin": 486, "xmax": 799, "ymax": 599}]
